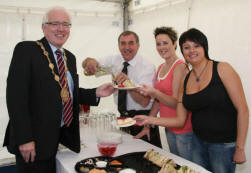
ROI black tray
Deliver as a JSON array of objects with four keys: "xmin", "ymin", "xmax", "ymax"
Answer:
[
  {"xmin": 75, "ymin": 151, "xmax": 161, "ymax": 173},
  {"xmin": 115, "ymin": 152, "xmax": 161, "ymax": 173}
]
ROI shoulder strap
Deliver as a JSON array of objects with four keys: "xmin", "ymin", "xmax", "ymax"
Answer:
[
  {"xmin": 213, "ymin": 60, "xmax": 218, "ymax": 72},
  {"xmin": 211, "ymin": 60, "xmax": 219, "ymax": 84},
  {"xmin": 183, "ymin": 71, "xmax": 191, "ymax": 93}
]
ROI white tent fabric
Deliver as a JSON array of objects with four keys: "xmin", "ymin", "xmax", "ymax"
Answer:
[{"xmin": 0, "ymin": 0, "xmax": 251, "ymax": 172}]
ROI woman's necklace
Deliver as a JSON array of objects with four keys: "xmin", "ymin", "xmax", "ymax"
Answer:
[{"xmin": 192, "ymin": 60, "xmax": 209, "ymax": 82}]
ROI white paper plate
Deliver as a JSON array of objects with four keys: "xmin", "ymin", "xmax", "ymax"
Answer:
[
  {"xmin": 118, "ymin": 120, "xmax": 136, "ymax": 127},
  {"xmin": 113, "ymin": 119, "xmax": 136, "ymax": 128},
  {"xmin": 114, "ymin": 85, "xmax": 141, "ymax": 90}
]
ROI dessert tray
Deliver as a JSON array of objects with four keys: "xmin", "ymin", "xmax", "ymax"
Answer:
[
  {"xmin": 75, "ymin": 152, "xmax": 161, "ymax": 173},
  {"xmin": 75, "ymin": 149, "xmax": 200, "ymax": 173}
]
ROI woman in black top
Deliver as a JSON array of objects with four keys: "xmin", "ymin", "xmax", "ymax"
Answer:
[{"xmin": 134, "ymin": 28, "xmax": 249, "ymax": 173}]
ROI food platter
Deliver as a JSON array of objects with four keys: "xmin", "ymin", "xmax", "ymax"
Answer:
[
  {"xmin": 75, "ymin": 149, "xmax": 200, "ymax": 173},
  {"xmin": 75, "ymin": 152, "xmax": 161, "ymax": 173},
  {"xmin": 75, "ymin": 150, "xmax": 200, "ymax": 173},
  {"xmin": 75, "ymin": 156, "xmax": 126, "ymax": 173}
]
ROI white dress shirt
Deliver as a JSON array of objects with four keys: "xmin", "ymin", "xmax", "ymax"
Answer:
[{"xmin": 98, "ymin": 53, "xmax": 156, "ymax": 111}]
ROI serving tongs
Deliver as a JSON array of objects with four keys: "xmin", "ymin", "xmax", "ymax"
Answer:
[
  {"xmin": 111, "ymin": 72, "xmax": 118, "ymax": 85},
  {"xmin": 95, "ymin": 66, "xmax": 118, "ymax": 85},
  {"xmin": 84, "ymin": 66, "xmax": 113, "ymax": 77},
  {"xmin": 84, "ymin": 65, "xmax": 117, "ymax": 85}
]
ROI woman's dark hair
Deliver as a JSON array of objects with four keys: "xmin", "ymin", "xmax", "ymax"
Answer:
[
  {"xmin": 179, "ymin": 28, "xmax": 210, "ymax": 59},
  {"xmin": 154, "ymin": 26, "xmax": 177, "ymax": 45}
]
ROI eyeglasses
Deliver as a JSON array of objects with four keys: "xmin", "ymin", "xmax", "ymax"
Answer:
[{"xmin": 45, "ymin": 22, "xmax": 72, "ymax": 28}]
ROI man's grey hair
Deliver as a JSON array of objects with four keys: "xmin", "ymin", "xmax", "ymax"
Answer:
[{"xmin": 42, "ymin": 6, "xmax": 71, "ymax": 24}]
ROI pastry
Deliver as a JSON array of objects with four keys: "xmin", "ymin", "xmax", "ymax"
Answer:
[
  {"xmin": 79, "ymin": 166, "xmax": 90, "ymax": 173},
  {"xmin": 110, "ymin": 159, "xmax": 123, "ymax": 165},
  {"xmin": 117, "ymin": 117, "xmax": 134, "ymax": 126},
  {"xmin": 159, "ymin": 163, "xmax": 177, "ymax": 173},
  {"xmin": 122, "ymin": 80, "xmax": 136, "ymax": 87},
  {"xmin": 144, "ymin": 149, "xmax": 176, "ymax": 167},
  {"xmin": 177, "ymin": 166, "xmax": 199, "ymax": 173},
  {"xmin": 89, "ymin": 168, "xmax": 107, "ymax": 173}
]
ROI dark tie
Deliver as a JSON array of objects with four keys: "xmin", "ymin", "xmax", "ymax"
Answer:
[
  {"xmin": 118, "ymin": 62, "xmax": 129, "ymax": 115},
  {"xmin": 56, "ymin": 49, "xmax": 73, "ymax": 127}
]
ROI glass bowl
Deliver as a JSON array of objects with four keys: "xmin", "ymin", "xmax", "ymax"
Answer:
[
  {"xmin": 96, "ymin": 132, "xmax": 122, "ymax": 157},
  {"xmin": 97, "ymin": 142, "xmax": 118, "ymax": 157},
  {"xmin": 96, "ymin": 132, "xmax": 122, "ymax": 144}
]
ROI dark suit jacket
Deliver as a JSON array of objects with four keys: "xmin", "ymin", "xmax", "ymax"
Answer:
[{"xmin": 3, "ymin": 37, "xmax": 99, "ymax": 160}]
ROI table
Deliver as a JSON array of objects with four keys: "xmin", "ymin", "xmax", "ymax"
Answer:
[
  {"xmin": 56, "ymin": 128, "xmax": 211, "ymax": 173},
  {"xmin": 0, "ymin": 147, "xmax": 15, "ymax": 167}
]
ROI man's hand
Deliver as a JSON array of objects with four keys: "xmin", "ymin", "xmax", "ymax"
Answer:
[
  {"xmin": 19, "ymin": 141, "xmax": 36, "ymax": 163},
  {"xmin": 113, "ymin": 72, "xmax": 129, "ymax": 85},
  {"xmin": 134, "ymin": 126, "xmax": 150, "ymax": 141},
  {"xmin": 96, "ymin": 83, "xmax": 116, "ymax": 97},
  {"xmin": 82, "ymin": 57, "xmax": 99, "ymax": 75}
]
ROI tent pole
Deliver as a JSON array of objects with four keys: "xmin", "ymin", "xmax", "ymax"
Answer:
[
  {"xmin": 122, "ymin": 0, "xmax": 130, "ymax": 31},
  {"xmin": 187, "ymin": 0, "xmax": 193, "ymax": 29},
  {"xmin": 21, "ymin": 14, "xmax": 26, "ymax": 41}
]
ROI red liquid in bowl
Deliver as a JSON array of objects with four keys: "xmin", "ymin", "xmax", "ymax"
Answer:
[{"xmin": 97, "ymin": 142, "xmax": 117, "ymax": 157}]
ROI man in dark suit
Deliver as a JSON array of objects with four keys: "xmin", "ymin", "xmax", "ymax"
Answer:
[{"xmin": 3, "ymin": 6, "xmax": 114, "ymax": 173}]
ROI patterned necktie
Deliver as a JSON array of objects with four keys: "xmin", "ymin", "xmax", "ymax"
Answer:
[
  {"xmin": 118, "ymin": 62, "xmax": 129, "ymax": 115},
  {"xmin": 56, "ymin": 49, "xmax": 73, "ymax": 127}
]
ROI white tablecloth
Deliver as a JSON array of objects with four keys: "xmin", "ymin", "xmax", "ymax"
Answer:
[
  {"xmin": 56, "ymin": 128, "xmax": 211, "ymax": 173},
  {"xmin": 0, "ymin": 147, "xmax": 15, "ymax": 167}
]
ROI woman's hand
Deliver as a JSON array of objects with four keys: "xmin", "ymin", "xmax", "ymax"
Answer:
[
  {"xmin": 138, "ymin": 84, "xmax": 157, "ymax": 98},
  {"xmin": 233, "ymin": 147, "xmax": 246, "ymax": 164},
  {"xmin": 134, "ymin": 126, "xmax": 150, "ymax": 141},
  {"xmin": 133, "ymin": 115, "xmax": 154, "ymax": 126}
]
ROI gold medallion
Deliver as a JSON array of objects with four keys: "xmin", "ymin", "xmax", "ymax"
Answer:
[{"xmin": 60, "ymin": 87, "xmax": 69, "ymax": 102}]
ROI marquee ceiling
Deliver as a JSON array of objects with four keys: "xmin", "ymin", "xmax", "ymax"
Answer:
[{"xmin": 0, "ymin": 0, "xmax": 122, "ymax": 13}]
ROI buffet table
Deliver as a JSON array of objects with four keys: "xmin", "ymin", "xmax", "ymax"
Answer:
[
  {"xmin": 0, "ymin": 147, "xmax": 15, "ymax": 167},
  {"xmin": 56, "ymin": 127, "xmax": 211, "ymax": 173}
]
